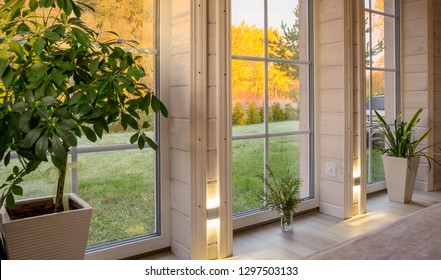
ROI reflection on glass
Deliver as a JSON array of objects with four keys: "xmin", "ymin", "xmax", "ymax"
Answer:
[
  {"xmin": 77, "ymin": 149, "xmax": 156, "ymax": 247},
  {"xmin": 231, "ymin": 0, "xmax": 264, "ymax": 57},
  {"xmin": 232, "ymin": 60, "xmax": 265, "ymax": 136},
  {"xmin": 232, "ymin": 139, "xmax": 264, "ymax": 214}
]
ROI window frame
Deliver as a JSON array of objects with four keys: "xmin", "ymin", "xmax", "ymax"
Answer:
[
  {"xmin": 230, "ymin": 0, "xmax": 315, "ymax": 228},
  {"xmin": 365, "ymin": 0, "xmax": 400, "ymax": 189}
]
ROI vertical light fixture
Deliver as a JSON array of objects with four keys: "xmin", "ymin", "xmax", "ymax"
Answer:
[{"xmin": 206, "ymin": 184, "xmax": 220, "ymax": 259}]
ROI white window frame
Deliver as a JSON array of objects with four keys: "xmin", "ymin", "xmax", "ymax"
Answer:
[
  {"xmin": 365, "ymin": 0, "xmax": 400, "ymax": 192},
  {"xmin": 230, "ymin": 0, "xmax": 315, "ymax": 229}
]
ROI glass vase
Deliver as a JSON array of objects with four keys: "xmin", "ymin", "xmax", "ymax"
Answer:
[{"xmin": 280, "ymin": 210, "xmax": 294, "ymax": 232}]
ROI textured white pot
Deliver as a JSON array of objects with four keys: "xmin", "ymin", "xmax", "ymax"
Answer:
[
  {"xmin": 382, "ymin": 155, "xmax": 420, "ymax": 203},
  {"xmin": 0, "ymin": 193, "xmax": 92, "ymax": 259}
]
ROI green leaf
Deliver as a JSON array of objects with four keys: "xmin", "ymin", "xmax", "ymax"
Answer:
[
  {"xmin": 2, "ymin": 68, "xmax": 14, "ymax": 88},
  {"xmin": 56, "ymin": 128, "xmax": 77, "ymax": 146},
  {"xmin": 89, "ymin": 58, "xmax": 100, "ymax": 74},
  {"xmin": 11, "ymin": 102, "xmax": 29, "ymax": 113},
  {"xmin": 9, "ymin": 40, "xmax": 24, "ymax": 60},
  {"xmin": 0, "ymin": 46, "xmax": 8, "ymax": 77},
  {"xmin": 23, "ymin": 128, "xmax": 42, "ymax": 148},
  {"xmin": 13, "ymin": 166, "xmax": 19, "ymax": 175},
  {"xmin": 27, "ymin": 62, "xmax": 47, "ymax": 82},
  {"xmin": 51, "ymin": 68, "xmax": 64, "ymax": 86},
  {"xmin": 143, "ymin": 133, "xmax": 158, "ymax": 150},
  {"xmin": 69, "ymin": 92, "xmax": 83, "ymax": 106},
  {"xmin": 93, "ymin": 122, "xmax": 104, "ymax": 138},
  {"xmin": 37, "ymin": 108, "xmax": 49, "ymax": 121},
  {"xmin": 55, "ymin": 61, "xmax": 75, "ymax": 71},
  {"xmin": 40, "ymin": 96, "xmax": 56, "ymax": 106},
  {"xmin": 33, "ymin": 37, "xmax": 44, "ymax": 56},
  {"xmin": 56, "ymin": 0, "xmax": 65, "ymax": 10},
  {"xmin": 81, "ymin": 126, "xmax": 97, "ymax": 142},
  {"xmin": 160, "ymin": 102, "xmax": 168, "ymax": 117},
  {"xmin": 26, "ymin": 160, "xmax": 41, "ymax": 173},
  {"xmin": 12, "ymin": 185, "xmax": 23, "ymax": 196},
  {"xmin": 51, "ymin": 155, "xmax": 65, "ymax": 171},
  {"xmin": 35, "ymin": 134, "xmax": 49, "ymax": 158},
  {"xmin": 137, "ymin": 134, "xmax": 145, "ymax": 149},
  {"xmin": 130, "ymin": 133, "xmax": 139, "ymax": 144},
  {"xmin": 29, "ymin": 0, "xmax": 38, "ymax": 11},
  {"xmin": 44, "ymin": 31, "xmax": 61, "ymax": 41},
  {"xmin": 71, "ymin": 27, "xmax": 90, "ymax": 47},
  {"xmin": 72, "ymin": 0, "xmax": 81, "ymax": 17},
  {"xmin": 43, "ymin": 0, "xmax": 55, "ymax": 8},
  {"xmin": 58, "ymin": 119, "xmax": 77, "ymax": 130},
  {"xmin": 51, "ymin": 135, "xmax": 67, "ymax": 160},
  {"xmin": 6, "ymin": 193, "xmax": 15, "ymax": 209},
  {"xmin": 4, "ymin": 152, "xmax": 11, "ymax": 166}
]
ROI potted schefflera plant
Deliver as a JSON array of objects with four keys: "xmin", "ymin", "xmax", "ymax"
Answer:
[
  {"xmin": 260, "ymin": 165, "xmax": 301, "ymax": 232},
  {"xmin": 0, "ymin": 0, "xmax": 167, "ymax": 259},
  {"xmin": 375, "ymin": 109, "xmax": 440, "ymax": 203}
]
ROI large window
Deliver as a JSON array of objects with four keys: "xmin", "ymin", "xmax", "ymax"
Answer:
[
  {"xmin": 0, "ymin": 0, "xmax": 160, "ymax": 253},
  {"xmin": 231, "ymin": 0, "xmax": 313, "ymax": 217},
  {"xmin": 365, "ymin": 0, "xmax": 400, "ymax": 185}
]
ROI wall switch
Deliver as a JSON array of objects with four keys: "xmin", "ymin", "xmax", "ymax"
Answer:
[{"xmin": 325, "ymin": 163, "xmax": 337, "ymax": 177}]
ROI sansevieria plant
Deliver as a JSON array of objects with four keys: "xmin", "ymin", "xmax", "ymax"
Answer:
[{"xmin": 374, "ymin": 108, "xmax": 441, "ymax": 169}]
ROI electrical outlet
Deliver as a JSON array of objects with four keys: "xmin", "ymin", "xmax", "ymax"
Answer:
[{"xmin": 325, "ymin": 163, "xmax": 337, "ymax": 177}]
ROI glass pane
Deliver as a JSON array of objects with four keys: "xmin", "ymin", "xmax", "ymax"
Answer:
[
  {"xmin": 77, "ymin": 149, "xmax": 156, "ymax": 247},
  {"xmin": 232, "ymin": 139, "xmax": 264, "ymax": 214},
  {"xmin": 365, "ymin": 12, "xmax": 371, "ymax": 67},
  {"xmin": 370, "ymin": 13, "xmax": 385, "ymax": 68},
  {"xmin": 80, "ymin": 0, "xmax": 154, "ymax": 48},
  {"xmin": 367, "ymin": 127, "xmax": 385, "ymax": 183},
  {"xmin": 268, "ymin": 135, "xmax": 310, "ymax": 199},
  {"xmin": 371, "ymin": 0, "xmax": 384, "ymax": 12},
  {"xmin": 231, "ymin": 0, "xmax": 264, "ymax": 57},
  {"xmin": 371, "ymin": 0, "xmax": 395, "ymax": 14},
  {"xmin": 269, "ymin": 63, "xmax": 308, "ymax": 132},
  {"xmin": 268, "ymin": 0, "xmax": 302, "ymax": 61},
  {"xmin": 232, "ymin": 60, "xmax": 265, "ymax": 136},
  {"xmin": 365, "ymin": 0, "xmax": 370, "ymax": 9},
  {"xmin": 0, "ymin": 156, "xmax": 72, "ymax": 199}
]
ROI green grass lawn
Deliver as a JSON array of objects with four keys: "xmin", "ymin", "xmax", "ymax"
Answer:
[{"xmin": 0, "ymin": 123, "xmax": 385, "ymax": 247}]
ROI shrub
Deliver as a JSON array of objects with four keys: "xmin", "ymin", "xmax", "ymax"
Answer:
[
  {"xmin": 232, "ymin": 102, "xmax": 246, "ymax": 125},
  {"xmin": 246, "ymin": 102, "xmax": 261, "ymax": 124}
]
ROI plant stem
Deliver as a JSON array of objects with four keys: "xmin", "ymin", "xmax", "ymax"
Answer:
[{"xmin": 54, "ymin": 155, "xmax": 68, "ymax": 212}]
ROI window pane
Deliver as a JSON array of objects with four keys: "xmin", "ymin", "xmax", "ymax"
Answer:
[
  {"xmin": 268, "ymin": 135, "xmax": 310, "ymax": 198},
  {"xmin": 0, "ymin": 158, "xmax": 69, "ymax": 199},
  {"xmin": 370, "ymin": 13, "xmax": 385, "ymax": 68},
  {"xmin": 268, "ymin": 63, "xmax": 309, "ymax": 133},
  {"xmin": 77, "ymin": 149, "xmax": 156, "ymax": 247},
  {"xmin": 232, "ymin": 60, "xmax": 265, "ymax": 135},
  {"xmin": 231, "ymin": 0, "xmax": 264, "ymax": 57},
  {"xmin": 268, "ymin": 0, "xmax": 300, "ymax": 60},
  {"xmin": 80, "ymin": 0, "xmax": 154, "ymax": 48},
  {"xmin": 371, "ymin": 0, "xmax": 395, "ymax": 14},
  {"xmin": 232, "ymin": 139, "xmax": 264, "ymax": 214},
  {"xmin": 367, "ymin": 127, "xmax": 385, "ymax": 183}
]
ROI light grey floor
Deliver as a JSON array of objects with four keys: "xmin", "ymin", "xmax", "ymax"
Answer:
[{"xmin": 140, "ymin": 189, "xmax": 441, "ymax": 260}]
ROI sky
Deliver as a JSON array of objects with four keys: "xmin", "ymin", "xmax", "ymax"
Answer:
[{"xmin": 231, "ymin": 0, "xmax": 298, "ymax": 30}]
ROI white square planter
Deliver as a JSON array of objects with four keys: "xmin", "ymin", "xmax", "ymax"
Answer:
[
  {"xmin": 0, "ymin": 193, "xmax": 92, "ymax": 259},
  {"xmin": 382, "ymin": 155, "xmax": 420, "ymax": 203}
]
